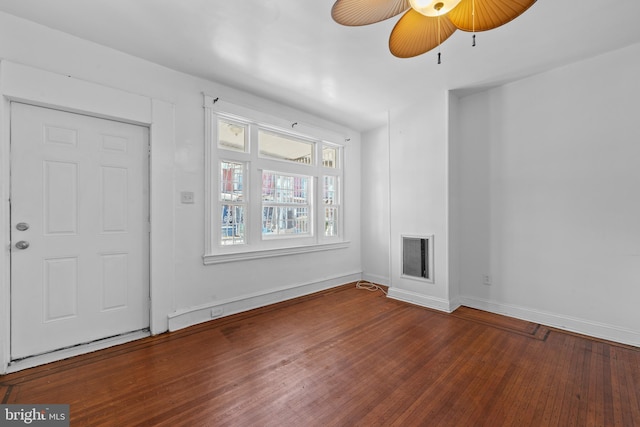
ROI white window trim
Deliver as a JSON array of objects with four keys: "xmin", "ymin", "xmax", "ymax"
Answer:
[
  {"xmin": 203, "ymin": 241, "xmax": 350, "ymax": 265},
  {"xmin": 203, "ymin": 95, "xmax": 348, "ymax": 264}
]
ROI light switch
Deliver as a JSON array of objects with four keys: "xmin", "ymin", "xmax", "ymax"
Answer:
[{"xmin": 180, "ymin": 191, "xmax": 194, "ymax": 204}]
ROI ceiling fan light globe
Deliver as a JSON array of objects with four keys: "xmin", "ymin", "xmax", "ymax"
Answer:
[{"xmin": 409, "ymin": 0, "xmax": 462, "ymax": 17}]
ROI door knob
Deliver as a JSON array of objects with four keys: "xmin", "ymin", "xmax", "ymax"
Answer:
[
  {"xmin": 16, "ymin": 222, "xmax": 30, "ymax": 231},
  {"xmin": 15, "ymin": 241, "xmax": 30, "ymax": 250}
]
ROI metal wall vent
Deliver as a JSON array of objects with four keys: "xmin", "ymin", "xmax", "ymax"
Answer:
[{"xmin": 402, "ymin": 235, "xmax": 434, "ymax": 283}]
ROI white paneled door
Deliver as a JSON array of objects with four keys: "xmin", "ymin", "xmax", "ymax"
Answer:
[{"xmin": 10, "ymin": 103, "xmax": 150, "ymax": 360}]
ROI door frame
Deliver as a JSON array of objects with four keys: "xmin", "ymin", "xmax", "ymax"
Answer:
[{"xmin": 0, "ymin": 61, "xmax": 176, "ymax": 373}]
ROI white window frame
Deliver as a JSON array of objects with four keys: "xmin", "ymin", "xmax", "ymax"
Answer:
[{"xmin": 203, "ymin": 95, "xmax": 348, "ymax": 264}]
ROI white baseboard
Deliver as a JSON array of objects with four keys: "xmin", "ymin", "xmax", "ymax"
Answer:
[
  {"xmin": 361, "ymin": 273, "xmax": 389, "ymax": 287},
  {"xmin": 459, "ymin": 296, "xmax": 640, "ymax": 348},
  {"xmin": 6, "ymin": 330, "xmax": 150, "ymax": 374},
  {"xmin": 167, "ymin": 272, "xmax": 362, "ymax": 332},
  {"xmin": 387, "ymin": 287, "xmax": 459, "ymax": 313}
]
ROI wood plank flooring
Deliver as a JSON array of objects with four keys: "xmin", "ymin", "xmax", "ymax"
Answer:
[{"xmin": 2, "ymin": 283, "xmax": 639, "ymax": 426}]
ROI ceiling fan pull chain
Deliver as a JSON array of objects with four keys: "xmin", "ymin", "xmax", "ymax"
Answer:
[
  {"xmin": 472, "ymin": 0, "xmax": 476, "ymax": 47},
  {"xmin": 437, "ymin": 14, "xmax": 442, "ymax": 64}
]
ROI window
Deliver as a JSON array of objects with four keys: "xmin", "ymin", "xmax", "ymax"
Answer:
[
  {"xmin": 262, "ymin": 171, "xmax": 311, "ymax": 237},
  {"xmin": 322, "ymin": 146, "xmax": 338, "ymax": 168},
  {"xmin": 204, "ymin": 96, "xmax": 347, "ymax": 263},
  {"xmin": 323, "ymin": 175, "xmax": 339, "ymax": 237},
  {"xmin": 259, "ymin": 130, "xmax": 313, "ymax": 164},
  {"xmin": 218, "ymin": 119, "xmax": 247, "ymax": 152},
  {"xmin": 220, "ymin": 161, "xmax": 245, "ymax": 245}
]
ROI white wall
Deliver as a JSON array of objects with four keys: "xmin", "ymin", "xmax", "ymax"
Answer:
[
  {"xmin": 447, "ymin": 93, "xmax": 461, "ymax": 306},
  {"xmin": 360, "ymin": 39, "xmax": 640, "ymax": 346},
  {"xmin": 0, "ymin": 11, "xmax": 362, "ymax": 368},
  {"xmin": 385, "ymin": 90, "xmax": 456, "ymax": 312},
  {"xmin": 454, "ymin": 43, "xmax": 640, "ymax": 346},
  {"xmin": 360, "ymin": 124, "xmax": 390, "ymax": 285}
]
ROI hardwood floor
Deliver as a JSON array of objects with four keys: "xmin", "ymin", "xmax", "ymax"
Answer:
[{"xmin": 2, "ymin": 283, "xmax": 639, "ymax": 426}]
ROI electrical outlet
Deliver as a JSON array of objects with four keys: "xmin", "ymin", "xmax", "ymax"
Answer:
[
  {"xmin": 211, "ymin": 307, "xmax": 224, "ymax": 318},
  {"xmin": 482, "ymin": 274, "xmax": 492, "ymax": 286}
]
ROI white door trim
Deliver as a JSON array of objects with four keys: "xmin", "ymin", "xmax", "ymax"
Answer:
[{"xmin": 0, "ymin": 61, "xmax": 176, "ymax": 373}]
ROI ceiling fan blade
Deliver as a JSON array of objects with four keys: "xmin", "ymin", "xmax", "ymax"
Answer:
[
  {"xmin": 448, "ymin": 0, "xmax": 537, "ymax": 32},
  {"xmin": 389, "ymin": 9, "xmax": 457, "ymax": 58},
  {"xmin": 332, "ymin": 0, "xmax": 410, "ymax": 26}
]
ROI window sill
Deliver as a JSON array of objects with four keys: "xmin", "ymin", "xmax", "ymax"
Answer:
[{"xmin": 203, "ymin": 241, "xmax": 350, "ymax": 265}]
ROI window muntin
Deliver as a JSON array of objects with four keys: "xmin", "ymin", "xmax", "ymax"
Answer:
[
  {"xmin": 218, "ymin": 119, "xmax": 247, "ymax": 153},
  {"xmin": 220, "ymin": 161, "xmax": 246, "ymax": 245},
  {"xmin": 262, "ymin": 171, "xmax": 311, "ymax": 237},
  {"xmin": 259, "ymin": 130, "xmax": 313, "ymax": 165}
]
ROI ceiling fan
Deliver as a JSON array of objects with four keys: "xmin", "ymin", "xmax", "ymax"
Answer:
[{"xmin": 331, "ymin": 0, "xmax": 537, "ymax": 61}]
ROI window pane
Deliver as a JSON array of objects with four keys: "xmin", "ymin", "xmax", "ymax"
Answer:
[
  {"xmin": 324, "ymin": 207, "xmax": 338, "ymax": 237},
  {"xmin": 322, "ymin": 146, "xmax": 338, "ymax": 168},
  {"xmin": 323, "ymin": 176, "xmax": 337, "ymax": 205},
  {"xmin": 262, "ymin": 207, "xmax": 309, "ymax": 235},
  {"xmin": 221, "ymin": 205, "xmax": 245, "ymax": 245},
  {"xmin": 218, "ymin": 119, "xmax": 247, "ymax": 152},
  {"xmin": 220, "ymin": 161, "xmax": 245, "ymax": 245},
  {"xmin": 323, "ymin": 176, "xmax": 339, "ymax": 237},
  {"xmin": 262, "ymin": 170, "xmax": 311, "ymax": 237},
  {"xmin": 262, "ymin": 172, "xmax": 309, "ymax": 205},
  {"xmin": 220, "ymin": 161, "xmax": 243, "ymax": 202},
  {"xmin": 259, "ymin": 130, "xmax": 313, "ymax": 164}
]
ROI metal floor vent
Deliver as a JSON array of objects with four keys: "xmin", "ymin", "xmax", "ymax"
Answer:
[{"xmin": 402, "ymin": 235, "xmax": 434, "ymax": 282}]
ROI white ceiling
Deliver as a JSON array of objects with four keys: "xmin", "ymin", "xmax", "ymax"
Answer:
[{"xmin": 1, "ymin": 0, "xmax": 639, "ymax": 131}]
